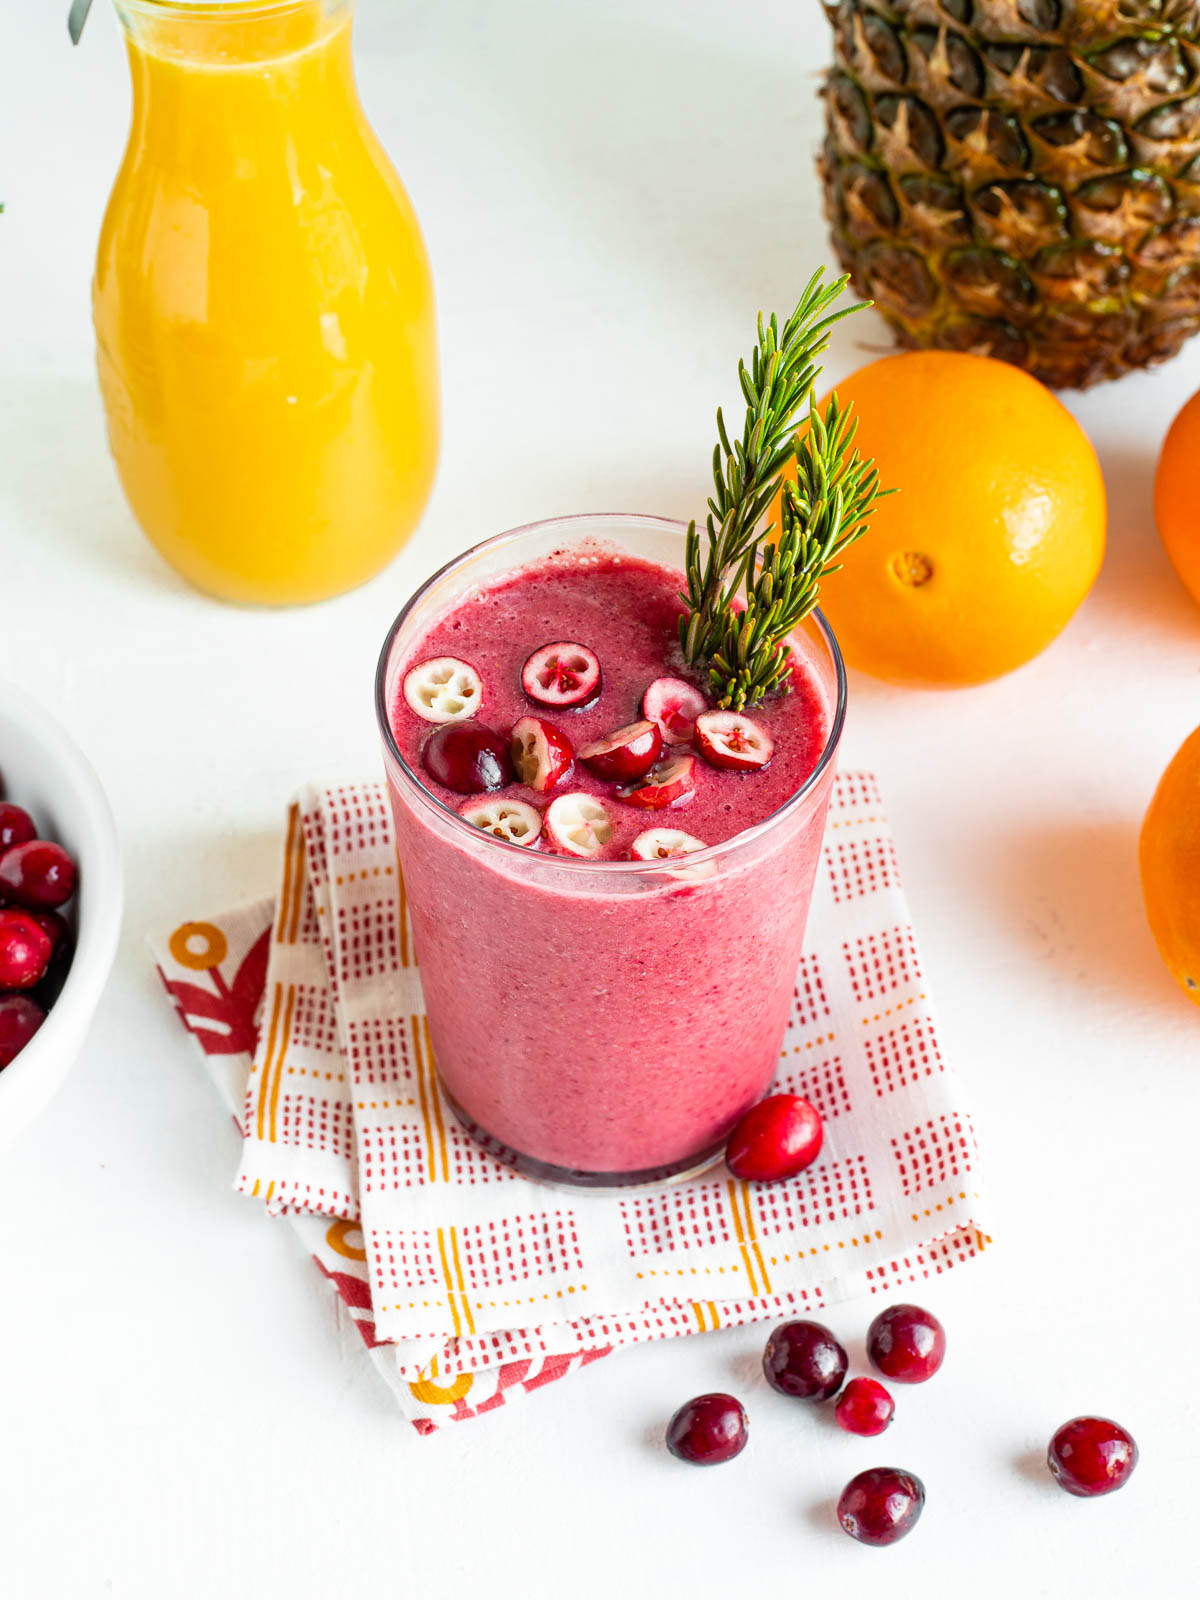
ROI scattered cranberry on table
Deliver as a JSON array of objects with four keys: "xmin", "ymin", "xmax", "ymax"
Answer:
[
  {"xmin": 835, "ymin": 1377, "xmax": 895, "ymax": 1438},
  {"xmin": 725, "ymin": 1093, "xmax": 824, "ymax": 1182},
  {"xmin": 1047, "ymin": 1417, "xmax": 1138, "ymax": 1498},
  {"xmin": 665, "ymin": 1393, "xmax": 749, "ymax": 1466},
  {"xmin": 0, "ymin": 993, "xmax": 47, "ymax": 1068},
  {"xmin": 762, "ymin": 1319, "xmax": 848, "ymax": 1401},
  {"xmin": 867, "ymin": 1303, "xmax": 946, "ymax": 1384},
  {"xmin": 837, "ymin": 1467, "xmax": 925, "ymax": 1546}
]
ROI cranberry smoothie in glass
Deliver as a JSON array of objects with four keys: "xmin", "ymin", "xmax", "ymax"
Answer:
[{"xmin": 376, "ymin": 514, "xmax": 844, "ymax": 1186}]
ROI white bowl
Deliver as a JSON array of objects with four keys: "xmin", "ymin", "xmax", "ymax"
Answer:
[{"xmin": 0, "ymin": 680, "xmax": 123, "ymax": 1149}]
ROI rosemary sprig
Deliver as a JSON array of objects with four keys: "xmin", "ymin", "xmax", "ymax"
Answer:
[{"xmin": 678, "ymin": 271, "xmax": 889, "ymax": 710}]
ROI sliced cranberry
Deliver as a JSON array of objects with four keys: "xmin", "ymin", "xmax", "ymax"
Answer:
[
  {"xmin": 458, "ymin": 797, "xmax": 542, "ymax": 846},
  {"xmin": 544, "ymin": 792, "xmax": 613, "ymax": 858},
  {"xmin": 521, "ymin": 642, "xmax": 602, "ymax": 709},
  {"xmin": 837, "ymin": 1467, "xmax": 925, "ymax": 1546},
  {"xmin": 867, "ymin": 1304, "xmax": 946, "ymax": 1384},
  {"xmin": 0, "ymin": 803, "xmax": 36, "ymax": 861},
  {"xmin": 578, "ymin": 720, "xmax": 662, "ymax": 782},
  {"xmin": 726, "ymin": 1094, "xmax": 823, "ymax": 1182},
  {"xmin": 0, "ymin": 993, "xmax": 46, "ymax": 1068},
  {"xmin": 0, "ymin": 840, "xmax": 77, "ymax": 910},
  {"xmin": 642, "ymin": 677, "xmax": 708, "ymax": 746},
  {"xmin": 695, "ymin": 709, "xmax": 774, "ymax": 772},
  {"xmin": 762, "ymin": 1320, "xmax": 847, "ymax": 1401},
  {"xmin": 629, "ymin": 828, "xmax": 707, "ymax": 862},
  {"xmin": 421, "ymin": 721, "xmax": 513, "ymax": 795},
  {"xmin": 0, "ymin": 910, "xmax": 52, "ymax": 991},
  {"xmin": 510, "ymin": 716, "xmax": 574, "ymax": 793},
  {"xmin": 1048, "ymin": 1417, "xmax": 1138, "ymax": 1498},
  {"xmin": 617, "ymin": 753, "xmax": 696, "ymax": 810},
  {"xmin": 403, "ymin": 656, "xmax": 484, "ymax": 723},
  {"xmin": 665, "ymin": 1394, "xmax": 748, "ymax": 1466},
  {"xmin": 835, "ymin": 1378, "xmax": 895, "ymax": 1438}
]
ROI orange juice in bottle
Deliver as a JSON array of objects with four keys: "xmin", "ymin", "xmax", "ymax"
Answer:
[{"xmin": 93, "ymin": 0, "xmax": 439, "ymax": 606}]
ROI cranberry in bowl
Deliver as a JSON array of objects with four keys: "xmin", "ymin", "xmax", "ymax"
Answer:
[{"xmin": 0, "ymin": 681, "xmax": 122, "ymax": 1150}]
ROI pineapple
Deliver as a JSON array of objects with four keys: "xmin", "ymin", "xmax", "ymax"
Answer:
[{"xmin": 820, "ymin": 1, "xmax": 1200, "ymax": 388}]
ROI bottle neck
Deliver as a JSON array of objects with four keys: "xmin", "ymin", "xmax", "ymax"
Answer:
[
  {"xmin": 118, "ymin": 0, "xmax": 360, "ymax": 151},
  {"xmin": 116, "ymin": 0, "xmax": 353, "ymax": 71}
]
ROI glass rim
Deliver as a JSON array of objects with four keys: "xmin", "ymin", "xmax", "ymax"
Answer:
[
  {"xmin": 373, "ymin": 511, "xmax": 847, "ymax": 875},
  {"xmin": 114, "ymin": 0, "xmax": 344, "ymax": 19}
]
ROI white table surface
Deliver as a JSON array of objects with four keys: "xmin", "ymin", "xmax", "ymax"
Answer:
[{"xmin": 3, "ymin": 1, "xmax": 1199, "ymax": 1595}]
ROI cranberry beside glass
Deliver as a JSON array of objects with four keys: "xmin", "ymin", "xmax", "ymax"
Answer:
[
  {"xmin": 1047, "ymin": 1417, "xmax": 1138, "ymax": 1498},
  {"xmin": 665, "ymin": 1393, "xmax": 749, "ymax": 1466},
  {"xmin": 762, "ymin": 1319, "xmax": 847, "ymax": 1401},
  {"xmin": 837, "ymin": 1467, "xmax": 925, "ymax": 1546},
  {"xmin": 867, "ymin": 1303, "xmax": 946, "ymax": 1383},
  {"xmin": 835, "ymin": 1377, "xmax": 895, "ymax": 1438}
]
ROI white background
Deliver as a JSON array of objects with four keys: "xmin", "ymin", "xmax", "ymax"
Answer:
[{"xmin": 3, "ymin": 1, "xmax": 1199, "ymax": 1594}]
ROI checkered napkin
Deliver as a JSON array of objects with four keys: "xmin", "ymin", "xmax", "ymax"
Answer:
[{"xmin": 150, "ymin": 771, "xmax": 988, "ymax": 1435}]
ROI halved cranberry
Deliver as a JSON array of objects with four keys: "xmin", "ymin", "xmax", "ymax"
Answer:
[
  {"xmin": 725, "ymin": 1094, "xmax": 823, "ymax": 1182},
  {"xmin": 835, "ymin": 1378, "xmax": 895, "ymax": 1438},
  {"xmin": 837, "ymin": 1467, "xmax": 925, "ymax": 1546},
  {"xmin": 458, "ymin": 797, "xmax": 542, "ymax": 845},
  {"xmin": 629, "ymin": 828, "xmax": 707, "ymax": 862},
  {"xmin": 0, "ymin": 803, "xmax": 36, "ymax": 860},
  {"xmin": 0, "ymin": 910, "xmax": 52, "ymax": 991},
  {"xmin": 1048, "ymin": 1417, "xmax": 1138, "ymax": 1498},
  {"xmin": 762, "ymin": 1320, "xmax": 847, "ymax": 1401},
  {"xmin": 579, "ymin": 720, "xmax": 662, "ymax": 782},
  {"xmin": 642, "ymin": 677, "xmax": 708, "ymax": 746},
  {"xmin": 521, "ymin": 642, "xmax": 602, "ymax": 709},
  {"xmin": 666, "ymin": 1393, "xmax": 748, "ymax": 1466},
  {"xmin": 867, "ymin": 1304, "xmax": 946, "ymax": 1384},
  {"xmin": 544, "ymin": 792, "xmax": 613, "ymax": 858},
  {"xmin": 0, "ymin": 840, "xmax": 77, "ymax": 910},
  {"xmin": 0, "ymin": 993, "xmax": 46, "ymax": 1068},
  {"xmin": 403, "ymin": 657, "xmax": 484, "ymax": 723},
  {"xmin": 617, "ymin": 753, "xmax": 696, "ymax": 810},
  {"xmin": 510, "ymin": 716, "xmax": 574, "ymax": 793},
  {"xmin": 695, "ymin": 709, "xmax": 774, "ymax": 772},
  {"xmin": 421, "ymin": 721, "xmax": 513, "ymax": 794}
]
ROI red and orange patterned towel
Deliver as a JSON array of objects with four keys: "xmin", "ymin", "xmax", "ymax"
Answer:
[{"xmin": 150, "ymin": 772, "xmax": 988, "ymax": 1434}]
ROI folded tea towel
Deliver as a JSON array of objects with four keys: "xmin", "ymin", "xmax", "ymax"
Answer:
[{"xmin": 150, "ymin": 770, "xmax": 988, "ymax": 1435}]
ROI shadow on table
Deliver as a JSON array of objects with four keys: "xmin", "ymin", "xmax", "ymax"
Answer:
[
  {"xmin": 975, "ymin": 815, "xmax": 1179, "ymax": 1016},
  {"xmin": 2, "ymin": 371, "xmax": 187, "ymax": 602}
]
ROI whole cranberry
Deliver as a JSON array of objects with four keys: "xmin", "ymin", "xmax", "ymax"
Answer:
[
  {"xmin": 421, "ymin": 721, "xmax": 514, "ymax": 795},
  {"xmin": 762, "ymin": 1320, "xmax": 847, "ymax": 1401},
  {"xmin": 0, "ymin": 840, "xmax": 78, "ymax": 910},
  {"xmin": 0, "ymin": 910, "xmax": 52, "ymax": 991},
  {"xmin": 867, "ymin": 1303, "xmax": 946, "ymax": 1384},
  {"xmin": 0, "ymin": 993, "xmax": 46, "ymax": 1068},
  {"xmin": 28, "ymin": 909, "xmax": 72, "ymax": 964},
  {"xmin": 665, "ymin": 1393, "xmax": 748, "ymax": 1466},
  {"xmin": 726, "ymin": 1093, "xmax": 823, "ymax": 1182},
  {"xmin": 837, "ymin": 1467, "xmax": 925, "ymax": 1546},
  {"xmin": 0, "ymin": 802, "xmax": 37, "ymax": 861},
  {"xmin": 1048, "ymin": 1417, "xmax": 1138, "ymax": 1498},
  {"xmin": 835, "ymin": 1377, "xmax": 895, "ymax": 1437}
]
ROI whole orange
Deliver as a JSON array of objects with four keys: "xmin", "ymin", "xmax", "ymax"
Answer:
[
  {"xmin": 1154, "ymin": 388, "xmax": 1200, "ymax": 608},
  {"xmin": 778, "ymin": 351, "xmax": 1107, "ymax": 688},
  {"xmin": 1140, "ymin": 725, "xmax": 1200, "ymax": 1011}
]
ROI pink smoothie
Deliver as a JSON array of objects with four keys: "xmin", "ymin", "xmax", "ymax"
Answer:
[{"xmin": 382, "ymin": 542, "xmax": 839, "ymax": 1181}]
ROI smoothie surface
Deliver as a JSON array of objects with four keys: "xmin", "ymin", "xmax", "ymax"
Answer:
[{"xmin": 391, "ymin": 549, "xmax": 829, "ymax": 859}]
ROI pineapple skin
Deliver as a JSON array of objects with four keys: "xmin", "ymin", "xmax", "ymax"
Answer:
[{"xmin": 821, "ymin": 0, "xmax": 1200, "ymax": 388}]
